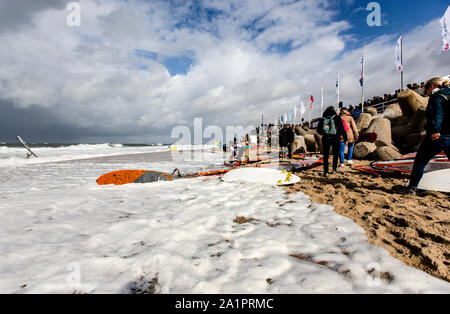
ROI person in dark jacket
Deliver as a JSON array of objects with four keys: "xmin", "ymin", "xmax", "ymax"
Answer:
[
  {"xmin": 317, "ymin": 106, "xmax": 348, "ymax": 176},
  {"xmin": 285, "ymin": 124, "xmax": 295, "ymax": 159},
  {"xmin": 405, "ymin": 78, "xmax": 450, "ymax": 194},
  {"xmin": 279, "ymin": 125, "xmax": 288, "ymax": 158}
]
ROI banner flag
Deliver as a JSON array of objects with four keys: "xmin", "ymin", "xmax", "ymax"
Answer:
[
  {"xmin": 359, "ymin": 55, "xmax": 365, "ymax": 86},
  {"xmin": 395, "ymin": 36, "xmax": 403, "ymax": 72},
  {"xmin": 440, "ymin": 6, "xmax": 450, "ymax": 52}
]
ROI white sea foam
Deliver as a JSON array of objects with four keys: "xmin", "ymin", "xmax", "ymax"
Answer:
[{"xmin": 0, "ymin": 151, "xmax": 448, "ymax": 294}]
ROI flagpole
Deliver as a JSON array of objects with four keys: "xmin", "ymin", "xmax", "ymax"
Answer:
[
  {"xmin": 309, "ymin": 97, "xmax": 311, "ymax": 128},
  {"xmin": 321, "ymin": 85, "xmax": 324, "ymax": 117},
  {"xmin": 337, "ymin": 72, "xmax": 340, "ymax": 108},
  {"xmin": 361, "ymin": 50, "xmax": 365, "ymax": 112},
  {"xmin": 401, "ymin": 36, "xmax": 404, "ymax": 91}
]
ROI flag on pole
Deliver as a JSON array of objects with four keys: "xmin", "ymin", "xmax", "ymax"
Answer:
[
  {"xmin": 360, "ymin": 50, "xmax": 365, "ymax": 110},
  {"xmin": 309, "ymin": 95, "xmax": 314, "ymax": 110},
  {"xmin": 336, "ymin": 75, "xmax": 339, "ymax": 95},
  {"xmin": 359, "ymin": 55, "xmax": 365, "ymax": 87},
  {"xmin": 395, "ymin": 36, "xmax": 403, "ymax": 72},
  {"xmin": 281, "ymin": 115, "xmax": 284, "ymax": 124},
  {"xmin": 440, "ymin": 6, "xmax": 450, "ymax": 52},
  {"xmin": 336, "ymin": 73, "xmax": 340, "ymax": 106},
  {"xmin": 301, "ymin": 101, "xmax": 306, "ymax": 115},
  {"xmin": 289, "ymin": 109, "xmax": 292, "ymax": 122},
  {"xmin": 284, "ymin": 113, "xmax": 288, "ymax": 124}
]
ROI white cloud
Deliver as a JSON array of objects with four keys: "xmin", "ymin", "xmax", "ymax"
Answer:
[{"xmin": 0, "ymin": 0, "xmax": 448, "ymax": 142}]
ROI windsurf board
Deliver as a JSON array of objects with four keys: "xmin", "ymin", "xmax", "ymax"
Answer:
[
  {"xmin": 415, "ymin": 169, "xmax": 450, "ymax": 193},
  {"xmin": 16, "ymin": 136, "xmax": 38, "ymax": 158},
  {"xmin": 96, "ymin": 169, "xmax": 233, "ymax": 186},
  {"xmin": 221, "ymin": 168, "xmax": 300, "ymax": 186},
  {"xmin": 96, "ymin": 170, "xmax": 175, "ymax": 185}
]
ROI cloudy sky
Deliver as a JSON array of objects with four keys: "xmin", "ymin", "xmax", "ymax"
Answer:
[{"xmin": 0, "ymin": 0, "xmax": 449, "ymax": 143}]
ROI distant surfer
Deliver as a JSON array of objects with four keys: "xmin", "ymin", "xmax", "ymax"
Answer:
[
  {"xmin": 16, "ymin": 136, "xmax": 38, "ymax": 158},
  {"xmin": 402, "ymin": 77, "xmax": 450, "ymax": 194}
]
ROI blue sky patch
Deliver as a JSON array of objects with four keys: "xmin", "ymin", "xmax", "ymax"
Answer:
[
  {"xmin": 335, "ymin": 0, "xmax": 450, "ymax": 51},
  {"xmin": 135, "ymin": 49, "xmax": 194, "ymax": 76},
  {"xmin": 162, "ymin": 55, "xmax": 195, "ymax": 76}
]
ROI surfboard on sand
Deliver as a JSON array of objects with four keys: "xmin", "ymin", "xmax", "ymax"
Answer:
[
  {"xmin": 96, "ymin": 169, "xmax": 232, "ymax": 186},
  {"xmin": 351, "ymin": 152, "xmax": 449, "ymax": 193},
  {"xmin": 221, "ymin": 168, "xmax": 300, "ymax": 186},
  {"xmin": 415, "ymin": 169, "xmax": 450, "ymax": 193},
  {"xmin": 352, "ymin": 152, "xmax": 448, "ymax": 176},
  {"xmin": 96, "ymin": 170, "xmax": 176, "ymax": 186},
  {"xmin": 255, "ymin": 158, "xmax": 322, "ymax": 171},
  {"xmin": 16, "ymin": 136, "xmax": 38, "ymax": 158}
]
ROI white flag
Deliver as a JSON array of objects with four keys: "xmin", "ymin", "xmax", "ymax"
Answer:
[
  {"xmin": 440, "ymin": 6, "xmax": 450, "ymax": 52},
  {"xmin": 300, "ymin": 101, "xmax": 306, "ymax": 115},
  {"xmin": 395, "ymin": 36, "xmax": 403, "ymax": 72},
  {"xmin": 336, "ymin": 75, "xmax": 339, "ymax": 95},
  {"xmin": 294, "ymin": 106, "xmax": 297, "ymax": 120}
]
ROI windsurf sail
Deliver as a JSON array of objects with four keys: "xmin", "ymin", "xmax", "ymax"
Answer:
[
  {"xmin": 16, "ymin": 136, "xmax": 38, "ymax": 158},
  {"xmin": 352, "ymin": 152, "xmax": 449, "ymax": 176}
]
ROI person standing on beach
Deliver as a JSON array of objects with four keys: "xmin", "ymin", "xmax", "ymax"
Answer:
[
  {"xmin": 279, "ymin": 125, "xmax": 288, "ymax": 159},
  {"xmin": 404, "ymin": 77, "xmax": 450, "ymax": 194},
  {"xmin": 339, "ymin": 108, "xmax": 359, "ymax": 166},
  {"xmin": 286, "ymin": 124, "xmax": 295, "ymax": 159},
  {"xmin": 317, "ymin": 106, "xmax": 347, "ymax": 177}
]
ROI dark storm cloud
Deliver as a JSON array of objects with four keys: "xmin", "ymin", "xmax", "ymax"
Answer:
[
  {"xmin": 0, "ymin": 99, "xmax": 103, "ymax": 142},
  {"xmin": 0, "ymin": 0, "xmax": 66, "ymax": 33},
  {"xmin": 0, "ymin": 99, "xmax": 174, "ymax": 143}
]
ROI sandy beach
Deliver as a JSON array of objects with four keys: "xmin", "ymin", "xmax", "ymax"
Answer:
[{"xmin": 282, "ymin": 161, "xmax": 450, "ymax": 282}]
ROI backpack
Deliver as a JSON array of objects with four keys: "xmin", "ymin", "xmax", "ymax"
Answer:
[{"xmin": 322, "ymin": 116, "xmax": 337, "ymax": 136}]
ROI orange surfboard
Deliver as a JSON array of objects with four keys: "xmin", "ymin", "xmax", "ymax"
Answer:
[{"xmin": 96, "ymin": 170, "xmax": 175, "ymax": 186}]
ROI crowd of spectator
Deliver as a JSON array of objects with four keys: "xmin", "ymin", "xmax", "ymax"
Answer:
[
  {"xmin": 243, "ymin": 81, "xmax": 429, "ymax": 139},
  {"xmin": 361, "ymin": 81, "xmax": 426, "ymax": 109},
  {"xmin": 297, "ymin": 81, "xmax": 427, "ymax": 127}
]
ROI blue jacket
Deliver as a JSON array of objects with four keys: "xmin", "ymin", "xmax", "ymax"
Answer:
[{"xmin": 425, "ymin": 88, "xmax": 450, "ymax": 136}]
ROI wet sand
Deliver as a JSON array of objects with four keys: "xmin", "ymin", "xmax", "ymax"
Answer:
[{"xmin": 284, "ymin": 162, "xmax": 450, "ymax": 282}]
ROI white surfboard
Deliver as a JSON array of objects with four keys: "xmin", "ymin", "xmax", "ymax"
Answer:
[
  {"xmin": 222, "ymin": 168, "xmax": 300, "ymax": 186},
  {"xmin": 415, "ymin": 169, "xmax": 450, "ymax": 193}
]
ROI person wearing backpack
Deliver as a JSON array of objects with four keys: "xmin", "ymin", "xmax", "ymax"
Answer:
[
  {"xmin": 317, "ymin": 106, "xmax": 348, "ymax": 177},
  {"xmin": 339, "ymin": 108, "xmax": 359, "ymax": 166},
  {"xmin": 401, "ymin": 77, "xmax": 450, "ymax": 194}
]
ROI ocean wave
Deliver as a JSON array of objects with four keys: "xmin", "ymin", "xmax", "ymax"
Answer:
[{"xmin": 0, "ymin": 143, "xmax": 193, "ymax": 168}]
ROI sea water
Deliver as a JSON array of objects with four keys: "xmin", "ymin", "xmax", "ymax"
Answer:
[{"xmin": 0, "ymin": 144, "xmax": 448, "ymax": 293}]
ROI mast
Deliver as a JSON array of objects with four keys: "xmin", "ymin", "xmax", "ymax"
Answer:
[
  {"xmin": 337, "ymin": 72, "xmax": 340, "ymax": 108},
  {"xmin": 400, "ymin": 36, "xmax": 404, "ymax": 91},
  {"xmin": 361, "ymin": 50, "xmax": 365, "ymax": 112},
  {"xmin": 321, "ymin": 85, "xmax": 324, "ymax": 117}
]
